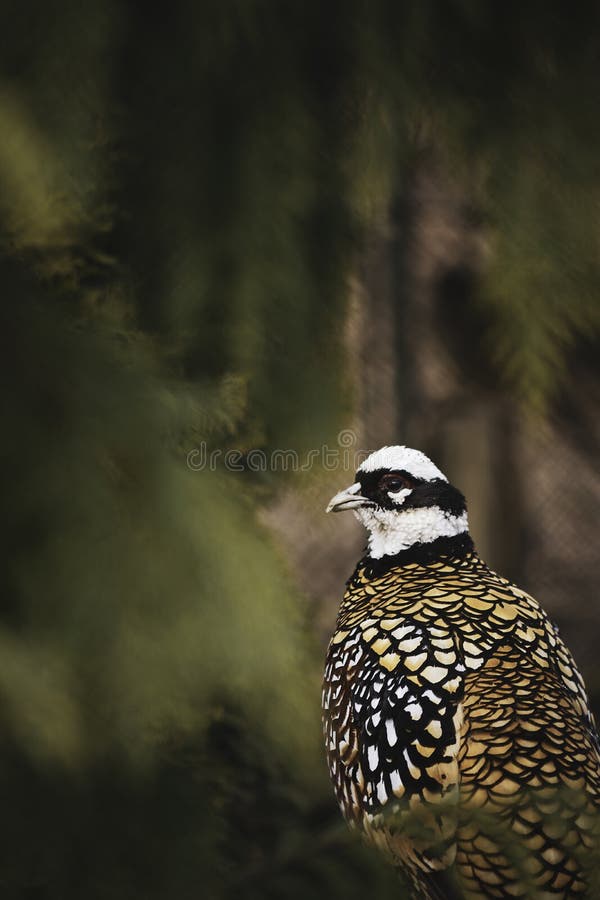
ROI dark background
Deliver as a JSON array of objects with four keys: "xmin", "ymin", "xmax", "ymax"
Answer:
[{"xmin": 0, "ymin": 2, "xmax": 599, "ymax": 897}]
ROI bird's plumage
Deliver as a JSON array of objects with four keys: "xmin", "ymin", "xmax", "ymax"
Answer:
[{"xmin": 323, "ymin": 447, "xmax": 600, "ymax": 898}]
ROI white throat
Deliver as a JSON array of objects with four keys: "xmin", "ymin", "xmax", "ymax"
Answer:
[{"xmin": 354, "ymin": 505, "xmax": 469, "ymax": 559}]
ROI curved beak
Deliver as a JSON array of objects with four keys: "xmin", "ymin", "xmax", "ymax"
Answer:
[{"xmin": 326, "ymin": 482, "xmax": 373, "ymax": 513}]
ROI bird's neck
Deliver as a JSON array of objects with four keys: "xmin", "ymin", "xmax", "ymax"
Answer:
[
  {"xmin": 354, "ymin": 505, "xmax": 469, "ymax": 560},
  {"xmin": 359, "ymin": 532, "xmax": 475, "ymax": 577}
]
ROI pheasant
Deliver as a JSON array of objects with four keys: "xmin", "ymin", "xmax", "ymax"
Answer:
[{"xmin": 322, "ymin": 446, "xmax": 600, "ymax": 898}]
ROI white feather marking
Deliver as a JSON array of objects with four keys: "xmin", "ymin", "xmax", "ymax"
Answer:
[
  {"xmin": 368, "ymin": 745, "xmax": 379, "ymax": 772},
  {"xmin": 397, "ymin": 636, "xmax": 422, "ymax": 653},
  {"xmin": 376, "ymin": 777, "xmax": 387, "ymax": 804},
  {"xmin": 422, "ymin": 689, "xmax": 442, "ymax": 704},
  {"xmin": 390, "ymin": 769, "xmax": 403, "ymax": 792},
  {"xmin": 405, "ymin": 702, "xmax": 423, "ymax": 720},
  {"xmin": 358, "ymin": 446, "xmax": 448, "ymax": 481},
  {"xmin": 354, "ymin": 506, "xmax": 469, "ymax": 559},
  {"xmin": 420, "ymin": 665, "xmax": 448, "ymax": 684},
  {"xmin": 403, "ymin": 748, "xmax": 421, "ymax": 781},
  {"xmin": 387, "ymin": 487, "xmax": 412, "ymax": 506},
  {"xmin": 464, "ymin": 656, "xmax": 484, "ymax": 670},
  {"xmin": 349, "ymin": 648, "xmax": 363, "ymax": 667},
  {"xmin": 392, "ymin": 624, "xmax": 415, "ymax": 640},
  {"xmin": 385, "ymin": 719, "xmax": 398, "ymax": 746}
]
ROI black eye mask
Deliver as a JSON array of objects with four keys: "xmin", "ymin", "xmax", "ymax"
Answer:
[{"xmin": 357, "ymin": 469, "xmax": 466, "ymax": 516}]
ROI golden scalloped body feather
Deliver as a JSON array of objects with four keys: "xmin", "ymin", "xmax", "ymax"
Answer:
[{"xmin": 323, "ymin": 549, "xmax": 600, "ymax": 898}]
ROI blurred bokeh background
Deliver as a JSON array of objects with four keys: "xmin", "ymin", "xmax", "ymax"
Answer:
[{"xmin": 1, "ymin": 2, "xmax": 599, "ymax": 897}]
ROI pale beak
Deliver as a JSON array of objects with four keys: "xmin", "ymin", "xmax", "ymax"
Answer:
[{"xmin": 326, "ymin": 482, "xmax": 373, "ymax": 513}]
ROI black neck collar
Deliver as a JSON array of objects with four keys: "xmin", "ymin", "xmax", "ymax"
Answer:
[{"xmin": 356, "ymin": 532, "xmax": 475, "ymax": 578}]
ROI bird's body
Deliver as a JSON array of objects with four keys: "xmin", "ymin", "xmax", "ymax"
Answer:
[{"xmin": 323, "ymin": 446, "xmax": 600, "ymax": 898}]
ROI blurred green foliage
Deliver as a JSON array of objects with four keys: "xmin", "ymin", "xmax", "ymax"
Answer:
[{"xmin": 1, "ymin": 1, "xmax": 599, "ymax": 897}]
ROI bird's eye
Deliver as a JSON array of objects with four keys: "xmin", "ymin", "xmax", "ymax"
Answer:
[
  {"xmin": 380, "ymin": 474, "xmax": 410, "ymax": 493},
  {"xmin": 386, "ymin": 479, "xmax": 405, "ymax": 492}
]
